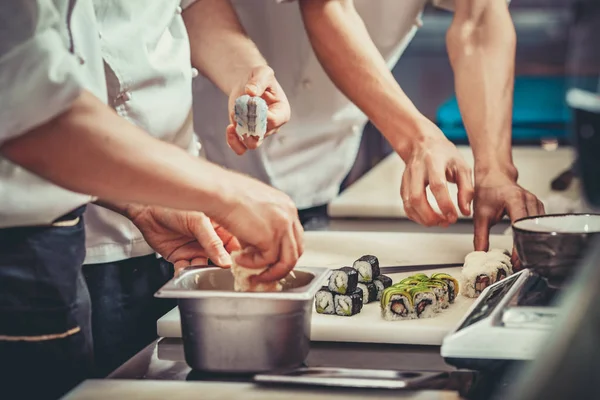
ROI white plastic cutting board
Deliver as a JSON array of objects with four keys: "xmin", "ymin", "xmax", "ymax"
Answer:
[{"xmin": 157, "ymin": 231, "xmax": 512, "ymax": 345}]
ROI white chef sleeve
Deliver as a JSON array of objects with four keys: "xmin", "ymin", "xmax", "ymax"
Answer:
[
  {"xmin": 0, "ymin": 0, "xmax": 86, "ymax": 146},
  {"xmin": 432, "ymin": 0, "xmax": 511, "ymax": 12}
]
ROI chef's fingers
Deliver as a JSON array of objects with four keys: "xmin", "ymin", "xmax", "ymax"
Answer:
[
  {"xmin": 174, "ymin": 260, "xmax": 191, "ymax": 274},
  {"xmin": 473, "ymin": 213, "xmax": 492, "ymax": 252},
  {"xmin": 408, "ymin": 166, "xmax": 444, "ymax": 226},
  {"xmin": 400, "ymin": 169, "xmax": 419, "ymax": 223},
  {"xmin": 234, "ymin": 243, "xmax": 281, "ymax": 270},
  {"xmin": 537, "ymin": 199, "xmax": 546, "ymax": 216},
  {"xmin": 245, "ymin": 66, "xmax": 275, "ymax": 97},
  {"xmin": 266, "ymin": 101, "xmax": 291, "ymax": 132},
  {"xmin": 243, "ymin": 135, "xmax": 261, "ymax": 150},
  {"xmin": 453, "ymin": 162, "xmax": 474, "ymax": 217},
  {"xmin": 293, "ymin": 219, "xmax": 305, "ymax": 257},
  {"xmin": 253, "ymin": 229, "xmax": 299, "ymax": 283},
  {"xmin": 190, "ymin": 214, "xmax": 233, "ymax": 267},
  {"xmin": 505, "ymin": 194, "xmax": 528, "ymax": 223},
  {"xmin": 511, "ymin": 248, "xmax": 523, "ymax": 272},
  {"xmin": 211, "ymin": 223, "xmax": 242, "ymax": 254},
  {"xmin": 525, "ymin": 193, "xmax": 540, "ymax": 217},
  {"xmin": 191, "ymin": 257, "xmax": 209, "ymax": 266},
  {"xmin": 226, "ymin": 124, "xmax": 248, "ymax": 155},
  {"xmin": 428, "ymin": 165, "xmax": 457, "ymax": 225}
]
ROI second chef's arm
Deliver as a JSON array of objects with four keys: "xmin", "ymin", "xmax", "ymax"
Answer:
[
  {"xmin": 446, "ymin": 0, "xmax": 545, "ymax": 251},
  {"xmin": 182, "ymin": 0, "xmax": 291, "ymax": 153},
  {"xmin": 298, "ymin": 0, "xmax": 474, "ymax": 227}
]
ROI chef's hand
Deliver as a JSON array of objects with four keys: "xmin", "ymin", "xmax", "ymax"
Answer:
[
  {"xmin": 215, "ymin": 176, "xmax": 304, "ymax": 283},
  {"xmin": 226, "ymin": 65, "xmax": 291, "ymax": 155},
  {"xmin": 127, "ymin": 206, "xmax": 241, "ymax": 272},
  {"xmin": 400, "ymin": 121, "xmax": 474, "ymax": 227},
  {"xmin": 473, "ymin": 169, "xmax": 545, "ymax": 269}
]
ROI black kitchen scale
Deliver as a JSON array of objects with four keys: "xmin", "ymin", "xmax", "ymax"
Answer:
[{"xmin": 441, "ymin": 268, "xmax": 562, "ymax": 371}]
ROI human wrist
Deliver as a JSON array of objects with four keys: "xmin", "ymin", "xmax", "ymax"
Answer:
[
  {"xmin": 474, "ymin": 160, "xmax": 518, "ymax": 184},
  {"xmin": 385, "ymin": 114, "xmax": 443, "ymax": 161}
]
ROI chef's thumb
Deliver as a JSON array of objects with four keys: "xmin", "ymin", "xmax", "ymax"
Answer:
[
  {"xmin": 473, "ymin": 216, "xmax": 491, "ymax": 252},
  {"xmin": 245, "ymin": 66, "xmax": 274, "ymax": 97},
  {"xmin": 192, "ymin": 216, "xmax": 232, "ymax": 267}
]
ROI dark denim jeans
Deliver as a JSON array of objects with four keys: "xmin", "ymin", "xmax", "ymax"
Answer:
[
  {"xmin": 0, "ymin": 206, "xmax": 93, "ymax": 400},
  {"xmin": 83, "ymin": 255, "xmax": 176, "ymax": 377}
]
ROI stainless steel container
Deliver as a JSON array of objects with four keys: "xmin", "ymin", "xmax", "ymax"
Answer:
[{"xmin": 155, "ymin": 266, "xmax": 328, "ymax": 373}]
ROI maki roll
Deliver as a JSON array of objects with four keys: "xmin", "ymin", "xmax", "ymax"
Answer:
[
  {"xmin": 381, "ymin": 286, "xmax": 415, "ymax": 321},
  {"xmin": 328, "ymin": 267, "xmax": 359, "ymax": 294},
  {"xmin": 373, "ymin": 275, "xmax": 393, "ymax": 301},
  {"xmin": 357, "ymin": 282, "xmax": 378, "ymax": 304},
  {"xmin": 334, "ymin": 289, "xmax": 363, "ymax": 316},
  {"xmin": 352, "ymin": 255, "xmax": 380, "ymax": 282},
  {"xmin": 410, "ymin": 286, "xmax": 438, "ymax": 319},
  {"xmin": 314, "ymin": 287, "xmax": 335, "ymax": 315},
  {"xmin": 430, "ymin": 273, "xmax": 459, "ymax": 303},
  {"xmin": 460, "ymin": 249, "xmax": 513, "ymax": 298},
  {"xmin": 411, "ymin": 273, "xmax": 430, "ymax": 282},
  {"xmin": 426, "ymin": 280, "xmax": 449, "ymax": 310}
]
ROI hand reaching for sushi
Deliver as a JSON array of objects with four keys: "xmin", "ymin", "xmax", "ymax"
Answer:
[
  {"xmin": 225, "ymin": 65, "xmax": 291, "ymax": 155},
  {"xmin": 473, "ymin": 170, "xmax": 545, "ymax": 267},
  {"xmin": 125, "ymin": 205, "xmax": 241, "ymax": 272},
  {"xmin": 400, "ymin": 129, "xmax": 474, "ymax": 227}
]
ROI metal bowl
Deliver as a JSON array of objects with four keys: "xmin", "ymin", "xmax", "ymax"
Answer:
[
  {"xmin": 155, "ymin": 266, "xmax": 328, "ymax": 373},
  {"xmin": 512, "ymin": 213, "xmax": 600, "ymax": 286}
]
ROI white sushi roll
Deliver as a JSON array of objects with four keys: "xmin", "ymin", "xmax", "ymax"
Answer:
[
  {"xmin": 352, "ymin": 255, "xmax": 380, "ymax": 283},
  {"xmin": 461, "ymin": 260, "xmax": 511, "ymax": 298},
  {"xmin": 234, "ymin": 95, "xmax": 268, "ymax": 141},
  {"xmin": 328, "ymin": 267, "xmax": 359, "ymax": 295},
  {"xmin": 230, "ymin": 251, "xmax": 282, "ymax": 292},
  {"xmin": 315, "ymin": 287, "xmax": 335, "ymax": 315},
  {"xmin": 334, "ymin": 290, "xmax": 363, "ymax": 316}
]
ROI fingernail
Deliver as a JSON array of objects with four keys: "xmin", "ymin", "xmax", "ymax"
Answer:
[
  {"xmin": 217, "ymin": 250, "xmax": 232, "ymax": 266},
  {"xmin": 246, "ymin": 84, "xmax": 259, "ymax": 94}
]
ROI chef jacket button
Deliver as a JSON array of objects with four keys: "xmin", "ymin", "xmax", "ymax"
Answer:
[
  {"xmin": 176, "ymin": 6, "xmax": 183, "ymax": 14},
  {"xmin": 301, "ymin": 78, "xmax": 312, "ymax": 89},
  {"xmin": 191, "ymin": 67, "xmax": 199, "ymax": 78},
  {"xmin": 196, "ymin": 142, "xmax": 202, "ymax": 151},
  {"xmin": 118, "ymin": 91, "xmax": 131, "ymax": 102}
]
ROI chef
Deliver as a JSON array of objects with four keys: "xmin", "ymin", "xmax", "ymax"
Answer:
[
  {"xmin": 0, "ymin": 1, "xmax": 299, "ymax": 398},
  {"xmin": 193, "ymin": 0, "xmax": 545, "ymax": 252}
]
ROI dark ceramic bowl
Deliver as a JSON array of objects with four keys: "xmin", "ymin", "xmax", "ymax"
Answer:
[{"xmin": 513, "ymin": 213, "xmax": 600, "ymax": 287}]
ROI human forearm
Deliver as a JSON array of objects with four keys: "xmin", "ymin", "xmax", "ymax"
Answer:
[
  {"xmin": 299, "ymin": 0, "xmax": 430, "ymax": 159},
  {"xmin": 183, "ymin": 0, "xmax": 267, "ymax": 94},
  {"xmin": 447, "ymin": 0, "xmax": 517, "ymax": 178},
  {"xmin": 1, "ymin": 90, "xmax": 239, "ymax": 218}
]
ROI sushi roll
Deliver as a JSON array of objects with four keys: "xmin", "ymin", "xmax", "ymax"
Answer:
[
  {"xmin": 411, "ymin": 273, "xmax": 430, "ymax": 282},
  {"xmin": 334, "ymin": 289, "xmax": 363, "ymax": 316},
  {"xmin": 352, "ymin": 255, "xmax": 380, "ymax": 282},
  {"xmin": 234, "ymin": 95, "xmax": 268, "ymax": 141},
  {"xmin": 426, "ymin": 280, "xmax": 449, "ymax": 310},
  {"xmin": 328, "ymin": 267, "xmax": 359, "ymax": 294},
  {"xmin": 381, "ymin": 286, "xmax": 415, "ymax": 321},
  {"xmin": 430, "ymin": 273, "xmax": 459, "ymax": 303},
  {"xmin": 410, "ymin": 286, "xmax": 438, "ymax": 319},
  {"xmin": 357, "ymin": 282, "xmax": 378, "ymax": 304},
  {"xmin": 373, "ymin": 275, "xmax": 393, "ymax": 301},
  {"xmin": 314, "ymin": 287, "xmax": 335, "ymax": 315},
  {"xmin": 461, "ymin": 260, "xmax": 512, "ymax": 298}
]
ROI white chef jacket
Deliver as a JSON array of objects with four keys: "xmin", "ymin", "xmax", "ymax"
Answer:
[
  {"xmin": 193, "ymin": 0, "xmax": 427, "ymax": 210},
  {"xmin": 193, "ymin": 0, "xmax": 508, "ymax": 210},
  {"xmin": 0, "ymin": 0, "xmax": 106, "ymax": 228},
  {"xmin": 83, "ymin": 0, "xmax": 201, "ymax": 264}
]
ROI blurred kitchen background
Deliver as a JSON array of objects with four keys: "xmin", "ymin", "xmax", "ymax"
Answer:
[{"xmin": 345, "ymin": 0, "xmax": 593, "ymax": 189}]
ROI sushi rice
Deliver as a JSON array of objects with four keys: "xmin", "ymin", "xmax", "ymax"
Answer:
[{"xmin": 315, "ymin": 287, "xmax": 335, "ymax": 314}]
